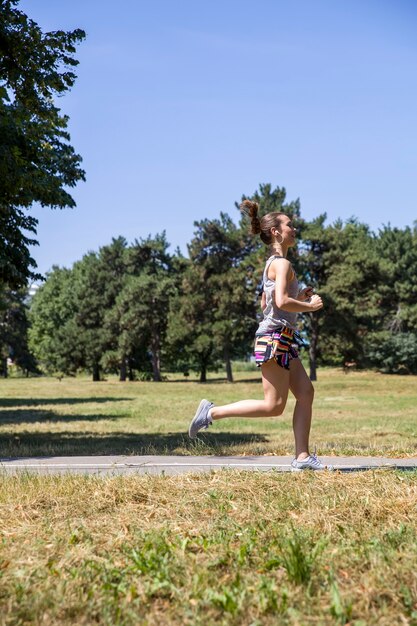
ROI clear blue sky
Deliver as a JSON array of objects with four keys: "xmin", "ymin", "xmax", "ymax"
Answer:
[{"xmin": 21, "ymin": 0, "xmax": 417, "ymax": 276}]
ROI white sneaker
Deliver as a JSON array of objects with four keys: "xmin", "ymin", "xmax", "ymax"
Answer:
[
  {"xmin": 291, "ymin": 453, "xmax": 333, "ymax": 472},
  {"xmin": 188, "ymin": 399, "xmax": 214, "ymax": 439}
]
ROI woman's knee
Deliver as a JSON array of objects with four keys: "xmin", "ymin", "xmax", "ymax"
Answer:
[
  {"xmin": 264, "ymin": 400, "xmax": 286, "ymax": 417},
  {"xmin": 295, "ymin": 383, "xmax": 314, "ymax": 404}
]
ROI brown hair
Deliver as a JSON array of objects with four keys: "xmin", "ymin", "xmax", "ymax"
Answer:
[{"xmin": 240, "ymin": 200, "xmax": 286, "ymax": 246}]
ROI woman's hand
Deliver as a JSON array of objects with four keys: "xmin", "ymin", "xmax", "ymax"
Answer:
[
  {"xmin": 298, "ymin": 286, "xmax": 314, "ymax": 302},
  {"xmin": 298, "ymin": 287, "xmax": 323, "ymax": 311},
  {"xmin": 309, "ymin": 294, "xmax": 323, "ymax": 311}
]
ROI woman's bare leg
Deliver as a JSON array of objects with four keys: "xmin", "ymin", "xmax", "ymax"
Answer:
[
  {"xmin": 211, "ymin": 360, "xmax": 290, "ymax": 419},
  {"xmin": 289, "ymin": 358, "xmax": 314, "ymax": 460}
]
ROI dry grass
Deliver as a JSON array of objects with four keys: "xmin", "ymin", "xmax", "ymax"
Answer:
[
  {"xmin": 0, "ymin": 368, "xmax": 417, "ymax": 457},
  {"xmin": 1, "ymin": 370, "xmax": 416, "ymax": 624},
  {"xmin": 0, "ymin": 470, "xmax": 417, "ymax": 625}
]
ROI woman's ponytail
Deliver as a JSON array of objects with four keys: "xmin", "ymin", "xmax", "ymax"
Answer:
[
  {"xmin": 240, "ymin": 200, "xmax": 261, "ymax": 235},
  {"xmin": 240, "ymin": 199, "xmax": 286, "ymax": 246}
]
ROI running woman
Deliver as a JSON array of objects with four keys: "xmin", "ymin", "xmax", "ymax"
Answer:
[{"xmin": 188, "ymin": 200, "xmax": 332, "ymax": 471}]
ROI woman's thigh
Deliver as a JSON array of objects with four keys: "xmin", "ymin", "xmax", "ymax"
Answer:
[
  {"xmin": 289, "ymin": 357, "xmax": 314, "ymax": 402},
  {"xmin": 261, "ymin": 359, "xmax": 290, "ymax": 413}
]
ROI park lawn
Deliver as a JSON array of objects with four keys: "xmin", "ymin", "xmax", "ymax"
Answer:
[
  {"xmin": 0, "ymin": 368, "xmax": 416, "ymax": 458},
  {"xmin": 0, "ymin": 470, "xmax": 417, "ymax": 625}
]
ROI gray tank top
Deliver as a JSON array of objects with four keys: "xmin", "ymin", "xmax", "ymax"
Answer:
[{"xmin": 256, "ymin": 255, "xmax": 299, "ymax": 334}]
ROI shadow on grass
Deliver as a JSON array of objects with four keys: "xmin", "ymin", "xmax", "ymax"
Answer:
[
  {"xmin": 0, "ymin": 397, "xmax": 130, "ymax": 408},
  {"xmin": 0, "ymin": 409, "xmax": 127, "ymax": 425},
  {"xmin": 0, "ymin": 431, "xmax": 269, "ymax": 458},
  {"xmin": 166, "ymin": 377, "xmax": 261, "ymax": 384}
]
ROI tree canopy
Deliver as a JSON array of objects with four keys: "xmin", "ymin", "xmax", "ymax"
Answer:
[{"xmin": 0, "ymin": 0, "xmax": 85, "ymax": 287}]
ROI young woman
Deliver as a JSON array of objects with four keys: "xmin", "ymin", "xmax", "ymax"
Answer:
[{"xmin": 188, "ymin": 201, "xmax": 331, "ymax": 471}]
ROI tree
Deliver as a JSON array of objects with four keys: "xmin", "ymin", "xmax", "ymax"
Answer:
[
  {"xmin": 320, "ymin": 220, "xmax": 380, "ymax": 365},
  {"xmin": 71, "ymin": 253, "xmax": 109, "ymax": 381},
  {"xmin": 114, "ymin": 273, "xmax": 174, "ymax": 382},
  {"xmin": 28, "ymin": 266, "xmax": 79, "ymax": 375},
  {"xmin": 364, "ymin": 224, "xmax": 417, "ymax": 373},
  {"xmin": 94, "ymin": 237, "xmax": 129, "ymax": 380},
  {"xmin": 0, "ymin": 0, "xmax": 85, "ymax": 287},
  {"xmin": 118, "ymin": 234, "xmax": 176, "ymax": 382},
  {"xmin": 29, "ymin": 235, "xmax": 178, "ymax": 382},
  {"xmin": 167, "ymin": 256, "xmax": 218, "ymax": 383},
  {"xmin": 293, "ymin": 214, "xmax": 328, "ymax": 380},
  {"xmin": 65, "ymin": 238, "xmax": 127, "ymax": 381},
  {"xmin": 366, "ymin": 332, "xmax": 417, "ymax": 375},
  {"xmin": 0, "ymin": 287, "xmax": 37, "ymax": 376},
  {"xmin": 297, "ymin": 217, "xmax": 381, "ymax": 378},
  {"xmin": 186, "ymin": 213, "xmax": 257, "ymax": 382},
  {"xmin": 374, "ymin": 225, "xmax": 417, "ymax": 332},
  {"xmin": 29, "ymin": 239, "xmax": 128, "ymax": 381}
]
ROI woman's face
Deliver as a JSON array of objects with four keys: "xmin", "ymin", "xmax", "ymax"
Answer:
[{"xmin": 273, "ymin": 216, "xmax": 296, "ymax": 246}]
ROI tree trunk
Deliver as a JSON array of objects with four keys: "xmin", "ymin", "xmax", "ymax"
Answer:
[
  {"xmin": 224, "ymin": 345, "xmax": 233, "ymax": 383},
  {"xmin": 92, "ymin": 362, "xmax": 100, "ymax": 382},
  {"xmin": 309, "ymin": 315, "xmax": 319, "ymax": 381},
  {"xmin": 128, "ymin": 364, "xmax": 134, "ymax": 381},
  {"xmin": 1, "ymin": 357, "xmax": 8, "ymax": 378},
  {"xmin": 199, "ymin": 350, "xmax": 212, "ymax": 383},
  {"xmin": 151, "ymin": 353, "xmax": 161, "ymax": 381},
  {"xmin": 119, "ymin": 358, "xmax": 127, "ymax": 382},
  {"xmin": 199, "ymin": 362, "xmax": 207, "ymax": 383},
  {"xmin": 151, "ymin": 334, "xmax": 162, "ymax": 382}
]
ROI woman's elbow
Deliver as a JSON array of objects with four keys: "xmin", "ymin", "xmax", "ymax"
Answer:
[{"xmin": 275, "ymin": 297, "xmax": 288, "ymax": 309}]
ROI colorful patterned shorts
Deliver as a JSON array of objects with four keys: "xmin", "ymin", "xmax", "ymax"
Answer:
[{"xmin": 253, "ymin": 326, "xmax": 302, "ymax": 370}]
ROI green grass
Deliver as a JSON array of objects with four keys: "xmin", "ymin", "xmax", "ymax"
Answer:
[
  {"xmin": 0, "ymin": 369, "xmax": 417, "ymax": 457},
  {"xmin": 0, "ymin": 368, "xmax": 416, "ymax": 457},
  {"xmin": 1, "ymin": 470, "xmax": 417, "ymax": 625}
]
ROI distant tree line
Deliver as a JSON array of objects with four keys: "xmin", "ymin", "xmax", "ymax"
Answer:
[{"xmin": 1, "ymin": 184, "xmax": 417, "ymax": 381}]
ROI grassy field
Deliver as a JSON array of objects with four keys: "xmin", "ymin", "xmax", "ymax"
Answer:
[
  {"xmin": 1, "ymin": 470, "xmax": 417, "ymax": 625},
  {"xmin": 1, "ymin": 370, "xmax": 417, "ymax": 625},
  {"xmin": 0, "ymin": 368, "xmax": 416, "ymax": 458}
]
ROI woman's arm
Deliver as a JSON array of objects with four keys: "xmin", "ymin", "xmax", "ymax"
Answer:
[
  {"xmin": 270, "ymin": 259, "xmax": 323, "ymax": 313},
  {"xmin": 297, "ymin": 286, "xmax": 314, "ymax": 301},
  {"xmin": 261, "ymin": 291, "xmax": 267, "ymax": 311}
]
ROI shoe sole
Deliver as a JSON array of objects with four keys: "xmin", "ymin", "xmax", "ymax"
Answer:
[
  {"xmin": 290, "ymin": 466, "xmax": 332, "ymax": 472},
  {"xmin": 188, "ymin": 399, "xmax": 209, "ymax": 439}
]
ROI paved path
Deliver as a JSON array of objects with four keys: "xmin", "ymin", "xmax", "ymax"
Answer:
[{"xmin": 1, "ymin": 455, "xmax": 416, "ymax": 475}]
